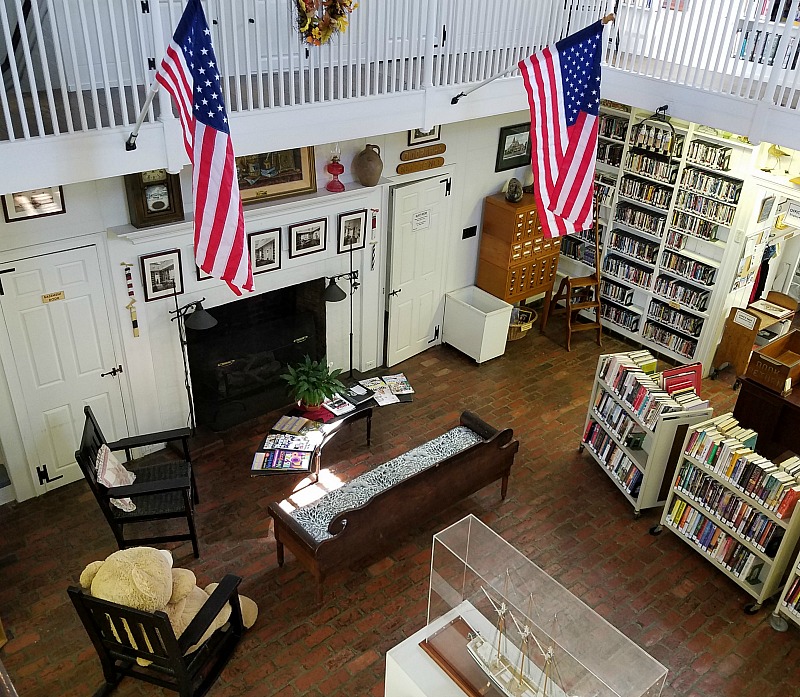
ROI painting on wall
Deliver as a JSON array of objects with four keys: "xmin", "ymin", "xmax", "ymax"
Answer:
[
  {"xmin": 236, "ymin": 147, "xmax": 316, "ymax": 204},
  {"xmin": 140, "ymin": 249, "xmax": 183, "ymax": 301},
  {"xmin": 337, "ymin": 209, "xmax": 367, "ymax": 254},
  {"xmin": 2, "ymin": 186, "xmax": 65, "ymax": 222},
  {"xmin": 289, "ymin": 218, "xmax": 327, "ymax": 258},
  {"xmin": 249, "ymin": 228, "xmax": 282, "ymax": 274},
  {"xmin": 495, "ymin": 123, "xmax": 531, "ymax": 172}
]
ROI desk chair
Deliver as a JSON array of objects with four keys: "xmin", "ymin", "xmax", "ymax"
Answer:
[{"xmin": 75, "ymin": 406, "xmax": 200, "ymax": 558}]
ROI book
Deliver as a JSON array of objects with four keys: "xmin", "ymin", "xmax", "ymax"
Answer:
[
  {"xmin": 341, "ymin": 384, "xmax": 375, "ymax": 406},
  {"xmin": 272, "ymin": 415, "xmax": 312, "ymax": 434},
  {"xmin": 322, "ymin": 394, "xmax": 356, "ymax": 416},
  {"xmin": 251, "ymin": 449, "xmax": 312, "ymax": 474},
  {"xmin": 262, "ymin": 433, "xmax": 318, "ymax": 452},
  {"xmin": 749, "ymin": 299, "xmax": 794, "ymax": 319},
  {"xmin": 359, "ymin": 377, "xmax": 400, "ymax": 405},
  {"xmin": 382, "ymin": 372, "xmax": 414, "ymax": 395}
]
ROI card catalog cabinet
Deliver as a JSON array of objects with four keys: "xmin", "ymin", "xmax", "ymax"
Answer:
[{"xmin": 476, "ymin": 193, "xmax": 561, "ymax": 303}]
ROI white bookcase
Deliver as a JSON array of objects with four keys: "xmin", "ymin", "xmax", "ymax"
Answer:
[
  {"xmin": 580, "ymin": 352, "xmax": 712, "ymax": 518},
  {"xmin": 654, "ymin": 423, "xmax": 800, "ymax": 613},
  {"xmin": 771, "ymin": 546, "xmax": 800, "ymax": 631}
]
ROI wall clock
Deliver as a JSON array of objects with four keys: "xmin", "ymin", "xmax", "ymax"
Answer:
[{"xmin": 124, "ymin": 169, "xmax": 185, "ymax": 228}]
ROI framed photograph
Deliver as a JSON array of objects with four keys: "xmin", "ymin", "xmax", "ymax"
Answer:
[
  {"xmin": 757, "ymin": 196, "xmax": 775, "ymax": 223},
  {"xmin": 140, "ymin": 249, "xmax": 183, "ymax": 302},
  {"xmin": 337, "ymin": 209, "xmax": 367, "ymax": 254},
  {"xmin": 248, "ymin": 228, "xmax": 282, "ymax": 274},
  {"xmin": 408, "ymin": 125, "xmax": 441, "ymax": 146},
  {"xmin": 495, "ymin": 123, "xmax": 531, "ymax": 172},
  {"xmin": 289, "ymin": 218, "xmax": 327, "ymax": 259},
  {"xmin": 2, "ymin": 186, "xmax": 65, "ymax": 222},
  {"xmin": 196, "ymin": 265, "xmax": 212, "ymax": 281},
  {"xmin": 236, "ymin": 147, "xmax": 316, "ymax": 204}
]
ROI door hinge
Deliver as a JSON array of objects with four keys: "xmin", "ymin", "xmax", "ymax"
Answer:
[
  {"xmin": 36, "ymin": 464, "xmax": 63, "ymax": 486},
  {"xmin": 147, "ymin": 57, "xmax": 156, "ymax": 71},
  {"xmin": 441, "ymin": 178, "xmax": 451, "ymax": 196},
  {"xmin": 0, "ymin": 267, "xmax": 14, "ymax": 296},
  {"xmin": 429, "ymin": 325, "xmax": 440, "ymax": 343},
  {"xmin": 140, "ymin": 1, "xmax": 150, "ymax": 14},
  {"xmin": 442, "ymin": 25, "xmax": 446, "ymax": 45}
]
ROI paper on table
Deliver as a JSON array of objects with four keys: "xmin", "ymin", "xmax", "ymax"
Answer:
[
  {"xmin": 382, "ymin": 372, "xmax": 414, "ymax": 394},
  {"xmin": 358, "ymin": 377, "xmax": 400, "ymax": 405}
]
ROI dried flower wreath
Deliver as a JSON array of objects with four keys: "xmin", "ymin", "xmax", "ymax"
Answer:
[{"xmin": 296, "ymin": 0, "xmax": 358, "ymax": 46}]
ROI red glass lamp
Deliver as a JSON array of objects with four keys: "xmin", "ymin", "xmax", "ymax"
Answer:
[{"xmin": 326, "ymin": 143, "xmax": 345, "ymax": 192}]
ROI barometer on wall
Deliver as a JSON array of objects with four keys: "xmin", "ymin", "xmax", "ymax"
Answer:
[{"xmin": 124, "ymin": 169, "xmax": 185, "ymax": 228}]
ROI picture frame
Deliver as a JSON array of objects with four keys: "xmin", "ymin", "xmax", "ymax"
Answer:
[
  {"xmin": 248, "ymin": 228, "xmax": 282, "ymax": 274},
  {"xmin": 236, "ymin": 147, "xmax": 317, "ymax": 204},
  {"xmin": 408, "ymin": 126, "xmax": 441, "ymax": 146},
  {"xmin": 140, "ymin": 249, "xmax": 183, "ymax": 302},
  {"xmin": 757, "ymin": 195, "xmax": 775, "ymax": 223},
  {"xmin": 337, "ymin": 209, "xmax": 367, "ymax": 254},
  {"xmin": 289, "ymin": 218, "xmax": 327, "ymax": 259},
  {"xmin": 2, "ymin": 186, "xmax": 65, "ymax": 222},
  {"xmin": 495, "ymin": 123, "xmax": 532, "ymax": 172},
  {"xmin": 196, "ymin": 265, "xmax": 212, "ymax": 282}
]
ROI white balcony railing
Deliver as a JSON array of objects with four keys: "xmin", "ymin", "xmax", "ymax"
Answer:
[{"xmin": 1, "ymin": 0, "xmax": 799, "ymax": 144}]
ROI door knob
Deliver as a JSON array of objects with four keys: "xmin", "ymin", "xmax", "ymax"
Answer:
[
  {"xmin": 389, "ymin": 289, "xmax": 402, "ymax": 297},
  {"xmin": 100, "ymin": 365, "xmax": 124, "ymax": 377}
]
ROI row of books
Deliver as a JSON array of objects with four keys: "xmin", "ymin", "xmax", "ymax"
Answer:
[
  {"xmin": 686, "ymin": 139, "xmax": 732, "ymax": 172},
  {"xmin": 583, "ymin": 421, "xmax": 643, "ymax": 496},
  {"xmin": 608, "ymin": 229, "xmax": 660, "ymax": 264},
  {"xmin": 600, "ymin": 278, "xmax": 634, "ymax": 306},
  {"xmin": 643, "ymin": 320, "xmax": 698, "ymax": 358},
  {"xmin": 666, "ymin": 498, "xmax": 765, "ymax": 585},
  {"xmin": 674, "ymin": 191, "xmax": 736, "ymax": 225},
  {"xmin": 781, "ymin": 574, "xmax": 800, "ymax": 616},
  {"xmin": 615, "ymin": 202, "xmax": 667, "ymax": 236},
  {"xmin": 601, "ymin": 302, "xmax": 641, "ymax": 332},
  {"xmin": 629, "ymin": 125, "xmax": 684, "ymax": 158},
  {"xmin": 679, "ymin": 167, "xmax": 742, "ymax": 204},
  {"xmin": 623, "ymin": 152, "xmax": 680, "ymax": 184},
  {"xmin": 660, "ymin": 250, "xmax": 717, "ymax": 286},
  {"xmin": 674, "ymin": 461, "xmax": 785, "ymax": 556},
  {"xmin": 593, "ymin": 388, "xmax": 647, "ymax": 444},
  {"xmin": 648, "ymin": 299, "xmax": 705, "ymax": 337},
  {"xmin": 684, "ymin": 414, "xmax": 800, "ymax": 519},
  {"xmin": 618, "ymin": 175, "xmax": 673, "ymax": 210},
  {"xmin": 599, "ymin": 113, "xmax": 628, "ymax": 141},
  {"xmin": 603, "ymin": 254, "xmax": 654, "ymax": 289},
  {"xmin": 670, "ymin": 210, "xmax": 719, "ymax": 240},
  {"xmin": 653, "ymin": 274, "xmax": 710, "ymax": 312},
  {"xmin": 598, "ymin": 140, "xmax": 624, "ymax": 168}
]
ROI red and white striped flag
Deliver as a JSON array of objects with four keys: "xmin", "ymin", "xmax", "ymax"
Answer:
[
  {"xmin": 155, "ymin": 0, "xmax": 253, "ymax": 295},
  {"xmin": 519, "ymin": 20, "xmax": 604, "ymax": 239}
]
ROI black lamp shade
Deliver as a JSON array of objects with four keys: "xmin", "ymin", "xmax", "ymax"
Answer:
[
  {"xmin": 184, "ymin": 302, "xmax": 218, "ymax": 330},
  {"xmin": 324, "ymin": 278, "xmax": 347, "ymax": 302}
]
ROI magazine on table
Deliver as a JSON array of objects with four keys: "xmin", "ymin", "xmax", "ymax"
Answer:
[
  {"xmin": 251, "ymin": 449, "xmax": 312, "ymax": 474},
  {"xmin": 358, "ymin": 377, "xmax": 400, "ymax": 405},
  {"xmin": 382, "ymin": 372, "xmax": 414, "ymax": 395},
  {"xmin": 322, "ymin": 394, "xmax": 356, "ymax": 416},
  {"xmin": 262, "ymin": 433, "xmax": 319, "ymax": 452},
  {"xmin": 341, "ymin": 383, "xmax": 375, "ymax": 406}
]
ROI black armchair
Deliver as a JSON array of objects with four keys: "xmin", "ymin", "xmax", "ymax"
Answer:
[
  {"xmin": 75, "ymin": 406, "xmax": 200, "ymax": 558},
  {"xmin": 68, "ymin": 574, "xmax": 245, "ymax": 697}
]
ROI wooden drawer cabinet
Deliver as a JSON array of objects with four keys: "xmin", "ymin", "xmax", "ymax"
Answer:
[{"xmin": 476, "ymin": 193, "xmax": 560, "ymax": 303}]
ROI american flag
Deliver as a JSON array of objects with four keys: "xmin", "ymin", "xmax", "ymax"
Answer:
[
  {"xmin": 155, "ymin": 0, "xmax": 252, "ymax": 295},
  {"xmin": 518, "ymin": 20, "xmax": 603, "ymax": 239}
]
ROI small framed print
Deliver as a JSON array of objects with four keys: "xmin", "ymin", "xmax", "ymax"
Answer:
[
  {"xmin": 249, "ymin": 228, "xmax": 282, "ymax": 274},
  {"xmin": 495, "ymin": 123, "xmax": 531, "ymax": 172},
  {"xmin": 289, "ymin": 218, "xmax": 326, "ymax": 258},
  {"xmin": 196, "ymin": 265, "xmax": 212, "ymax": 282},
  {"xmin": 236, "ymin": 147, "xmax": 317, "ymax": 204},
  {"xmin": 408, "ymin": 125, "xmax": 441, "ymax": 146},
  {"xmin": 757, "ymin": 196, "xmax": 775, "ymax": 224},
  {"xmin": 140, "ymin": 249, "xmax": 183, "ymax": 302},
  {"xmin": 337, "ymin": 209, "xmax": 367, "ymax": 254},
  {"xmin": 2, "ymin": 186, "xmax": 65, "ymax": 222}
]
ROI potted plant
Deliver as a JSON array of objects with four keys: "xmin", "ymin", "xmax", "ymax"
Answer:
[{"xmin": 281, "ymin": 355, "xmax": 346, "ymax": 409}]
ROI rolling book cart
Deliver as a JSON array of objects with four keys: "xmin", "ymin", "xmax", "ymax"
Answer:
[
  {"xmin": 771, "ymin": 546, "xmax": 800, "ymax": 631},
  {"xmin": 651, "ymin": 418, "xmax": 800, "ymax": 614},
  {"xmin": 580, "ymin": 352, "xmax": 712, "ymax": 518}
]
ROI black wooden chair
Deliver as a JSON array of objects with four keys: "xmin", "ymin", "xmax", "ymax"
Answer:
[
  {"xmin": 68, "ymin": 574, "xmax": 244, "ymax": 697},
  {"xmin": 75, "ymin": 406, "xmax": 200, "ymax": 558}
]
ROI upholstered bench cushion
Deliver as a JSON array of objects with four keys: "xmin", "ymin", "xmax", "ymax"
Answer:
[{"xmin": 289, "ymin": 426, "xmax": 484, "ymax": 542}]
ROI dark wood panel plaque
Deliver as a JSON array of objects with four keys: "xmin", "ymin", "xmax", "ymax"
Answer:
[{"xmin": 419, "ymin": 617, "xmax": 502, "ymax": 697}]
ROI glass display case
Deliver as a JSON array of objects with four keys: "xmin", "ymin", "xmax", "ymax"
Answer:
[{"xmin": 386, "ymin": 515, "xmax": 667, "ymax": 697}]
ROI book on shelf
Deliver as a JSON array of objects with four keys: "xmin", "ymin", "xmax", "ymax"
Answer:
[
  {"xmin": 749, "ymin": 299, "xmax": 794, "ymax": 320},
  {"xmin": 251, "ymin": 448, "xmax": 313, "ymax": 475},
  {"xmin": 660, "ymin": 362, "xmax": 702, "ymax": 395},
  {"xmin": 322, "ymin": 394, "xmax": 357, "ymax": 416}
]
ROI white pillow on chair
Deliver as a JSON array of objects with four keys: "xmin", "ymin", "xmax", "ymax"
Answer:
[{"xmin": 95, "ymin": 444, "xmax": 137, "ymax": 512}]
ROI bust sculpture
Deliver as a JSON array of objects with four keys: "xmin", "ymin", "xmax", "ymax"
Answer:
[{"xmin": 505, "ymin": 177, "xmax": 523, "ymax": 203}]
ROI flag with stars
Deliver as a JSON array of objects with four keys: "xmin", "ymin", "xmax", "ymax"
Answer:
[
  {"xmin": 518, "ymin": 20, "xmax": 603, "ymax": 238},
  {"xmin": 155, "ymin": 0, "xmax": 252, "ymax": 295}
]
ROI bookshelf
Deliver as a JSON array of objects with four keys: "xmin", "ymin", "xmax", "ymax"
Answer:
[
  {"xmin": 771, "ymin": 545, "xmax": 800, "ymax": 631},
  {"xmin": 653, "ymin": 416, "xmax": 800, "ymax": 613},
  {"xmin": 580, "ymin": 352, "xmax": 712, "ymax": 518}
]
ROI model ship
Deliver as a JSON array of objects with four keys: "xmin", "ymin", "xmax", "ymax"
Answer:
[{"xmin": 466, "ymin": 585, "xmax": 568, "ymax": 697}]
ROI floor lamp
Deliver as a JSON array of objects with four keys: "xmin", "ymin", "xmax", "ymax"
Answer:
[
  {"xmin": 324, "ymin": 248, "xmax": 360, "ymax": 379},
  {"xmin": 169, "ymin": 287, "xmax": 218, "ymax": 434}
]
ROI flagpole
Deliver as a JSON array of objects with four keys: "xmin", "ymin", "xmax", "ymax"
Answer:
[
  {"xmin": 450, "ymin": 13, "xmax": 615, "ymax": 105},
  {"xmin": 125, "ymin": 83, "xmax": 160, "ymax": 151}
]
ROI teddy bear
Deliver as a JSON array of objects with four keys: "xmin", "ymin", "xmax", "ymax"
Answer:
[{"xmin": 79, "ymin": 547, "xmax": 258, "ymax": 655}]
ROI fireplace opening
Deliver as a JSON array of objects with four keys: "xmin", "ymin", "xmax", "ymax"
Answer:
[{"xmin": 186, "ymin": 279, "xmax": 326, "ymax": 432}]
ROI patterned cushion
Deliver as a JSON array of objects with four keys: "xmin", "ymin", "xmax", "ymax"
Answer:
[{"xmin": 289, "ymin": 426, "xmax": 483, "ymax": 542}]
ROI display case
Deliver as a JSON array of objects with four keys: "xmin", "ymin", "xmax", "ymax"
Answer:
[{"xmin": 385, "ymin": 515, "xmax": 667, "ymax": 697}]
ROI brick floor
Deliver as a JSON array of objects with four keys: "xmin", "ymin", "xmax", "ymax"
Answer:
[{"xmin": 1, "ymin": 323, "xmax": 799, "ymax": 697}]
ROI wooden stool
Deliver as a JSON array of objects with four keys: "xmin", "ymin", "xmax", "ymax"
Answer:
[{"xmin": 540, "ymin": 274, "xmax": 602, "ymax": 351}]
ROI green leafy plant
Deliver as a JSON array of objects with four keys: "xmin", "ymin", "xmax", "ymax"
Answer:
[{"xmin": 281, "ymin": 355, "xmax": 346, "ymax": 408}]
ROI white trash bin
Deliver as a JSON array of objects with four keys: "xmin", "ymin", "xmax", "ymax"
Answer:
[{"xmin": 443, "ymin": 286, "xmax": 513, "ymax": 363}]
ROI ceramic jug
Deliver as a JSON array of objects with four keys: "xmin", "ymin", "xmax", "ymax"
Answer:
[{"xmin": 352, "ymin": 144, "xmax": 383, "ymax": 187}]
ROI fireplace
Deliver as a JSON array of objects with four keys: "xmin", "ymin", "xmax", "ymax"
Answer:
[{"xmin": 186, "ymin": 279, "xmax": 326, "ymax": 432}]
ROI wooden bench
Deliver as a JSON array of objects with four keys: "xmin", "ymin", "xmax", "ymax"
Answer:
[{"xmin": 267, "ymin": 411, "xmax": 519, "ymax": 602}]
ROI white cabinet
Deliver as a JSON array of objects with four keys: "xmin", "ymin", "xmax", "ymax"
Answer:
[{"xmin": 442, "ymin": 286, "xmax": 512, "ymax": 363}]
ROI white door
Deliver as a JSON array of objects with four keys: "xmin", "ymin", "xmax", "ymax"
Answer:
[
  {"xmin": 0, "ymin": 245, "xmax": 127, "ymax": 492},
  {"xmin": 386, "ymin": 175, "xmax": 451, "ymax": 367}
]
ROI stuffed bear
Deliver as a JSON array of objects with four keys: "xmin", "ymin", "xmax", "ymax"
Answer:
[{"xmin": 79, "ymin": 547, "xmax": 258, "ymax": 655}]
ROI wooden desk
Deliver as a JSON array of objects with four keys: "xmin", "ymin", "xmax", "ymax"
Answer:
[{"xmin": 732, "ymin": 376, "xmax": 800, "ymax": 460}]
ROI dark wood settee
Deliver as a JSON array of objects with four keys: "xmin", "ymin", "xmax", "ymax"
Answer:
[{"xmin": 267, "ymin": 411, "xmax": 519, "ymax": 602}]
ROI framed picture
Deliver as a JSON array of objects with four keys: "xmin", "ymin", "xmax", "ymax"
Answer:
[
  {"xmin": 140, "ymin": 249, "xmax": 183, "ymax": 302},
  {"xmin": 2, "ymin": 186, "xmax": 65, "ymax": 222},
  {"xmin": 757, "ymin": 196, "xmax": 775, "ymax": 223},
  {"xmin": 337, "ymin": 209, "xmax": 367, "ymax": 254},
  {"xmin": 495, "ymin": 123, "xmax": 531, "ymax": 172},
  {"xmin": 289, "ymin": 218, "xmax": 327, "ymax": 259},
  {"xmin": 408, "ymin": 126, "xmax": 441, "ymax": 146},
  {"xmin": 236, "ymin": 147, "xmax": 317, "ymax": 204},
  {"xmin": 248, "ymin": 228, "xmax": 282, "ymax": 274},
  {"xmin": 196, "ymin": 265, "xmax": 212, "ymax": 281}
]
